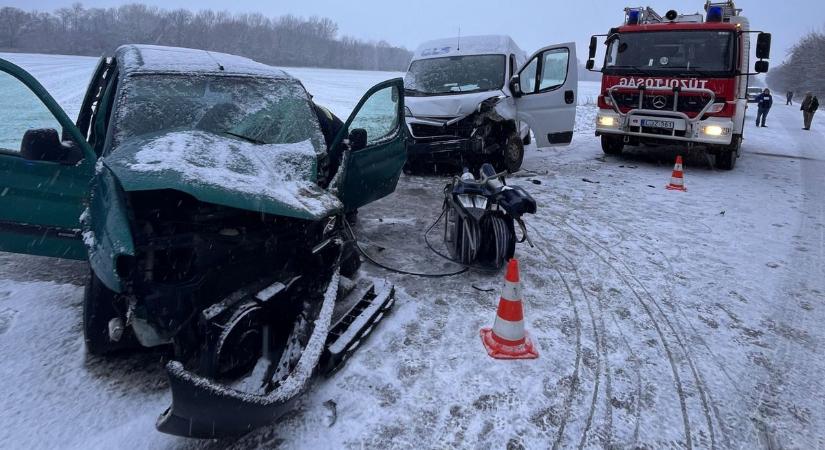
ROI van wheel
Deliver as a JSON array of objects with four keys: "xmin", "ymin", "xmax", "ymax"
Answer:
[
  {"xmin": 601, "ymin": 136, "xmax": 624, "ymax": 155},
  {"xmin": 496, "ymin": 134, "xmax": 524, "ymax": 173},
  {"xmin": 83, "ymin": 270, "xmax": 133, "ymax": 355}
]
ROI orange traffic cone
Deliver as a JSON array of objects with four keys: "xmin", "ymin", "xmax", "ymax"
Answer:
[
  {"xmin": 480, "ymin": 259, "xmax": 539, "ymax": 359},
  {"xmin": 666, "ymin": 155, "xmax": 687, "ymax": 191}
]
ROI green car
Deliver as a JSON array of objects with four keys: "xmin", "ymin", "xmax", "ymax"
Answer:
[{"xmin": 0, "ymin": 45, "xmax": 406, "ymax": 437}]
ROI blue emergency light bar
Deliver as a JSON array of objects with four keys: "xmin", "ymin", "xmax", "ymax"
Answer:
[
  {"xmin": 706, "ymin": 5, "xmax": 724, "ymax": 21},
  {"xmin": 627, "ymin": 10, "xmax": 642, "ymax": 25}
]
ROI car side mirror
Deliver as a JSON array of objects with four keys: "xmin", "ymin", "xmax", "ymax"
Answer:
[
  {"xmin": 586, "ymin": 60, "xmax": 595, "ymax": 70},
  {"xmin": 20, "ymin": 128, "xmax": 66, "ymax": 162},
  {"xmin": 349, "ymin": 128, "xmax": 367, "ymax": 151},
  {"xmin": 754, "ymin": 60, "xmax": 769, "ymax": 73},
  {"xmin": 756, "ymin": 32, "xmax": 771, "ymax": 60},
  {"xmin": 509, "ymin": 75, "xmax": 523, "ymax": 98}
]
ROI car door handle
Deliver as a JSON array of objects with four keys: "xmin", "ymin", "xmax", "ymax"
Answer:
[{"xmin": 565, "ymin": 90, "xmax": 575, "ymax": 105}]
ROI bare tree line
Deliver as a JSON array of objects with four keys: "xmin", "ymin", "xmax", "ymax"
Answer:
[
  {"xmin": 767, "ymin": 31, "xmax": 825, "ymax": 96},
  {"xmin": 0, "ymin": 3, "xmax": 412, "ymax": 71}
]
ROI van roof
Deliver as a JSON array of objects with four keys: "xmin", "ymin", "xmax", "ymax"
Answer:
[{"xmin": 411, "ymin": 35, "xmax": 525, "ymax": 61}]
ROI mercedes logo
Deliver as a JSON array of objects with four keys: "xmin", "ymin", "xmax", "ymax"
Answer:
[{"xmin": 652, "ymin": 96, "xmax": 667, "ymax": 109}]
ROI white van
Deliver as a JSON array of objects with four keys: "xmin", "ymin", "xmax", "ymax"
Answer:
[{"xmin": 404, "ymin": 35, "xmax": 578, "ymax": 172}]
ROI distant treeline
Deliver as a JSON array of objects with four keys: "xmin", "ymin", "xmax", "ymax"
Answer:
[
  {"xmin": 767, "ymin": 31, "xmax": 825, "ymax": 96},
  {"xmin": 0, "ymin": 4, "xmax": 412, "ymax": 71}
]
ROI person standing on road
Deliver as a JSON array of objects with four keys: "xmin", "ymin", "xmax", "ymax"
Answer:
[
  {"xmin": 786, "ymin": 90, "xmax": 794, "ymax": 105},
  {"xmin": 801, "ymin": 92, "xmax": 819, "ymax": 130},
  {"xmin": 755, "ymin": 88, "xmax": 773, "ymax": 127}
]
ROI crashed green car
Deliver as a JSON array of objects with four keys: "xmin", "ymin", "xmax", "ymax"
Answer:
[{"xmin": 0, "ymin": 45, "xmax": 406, "ymax": 437}]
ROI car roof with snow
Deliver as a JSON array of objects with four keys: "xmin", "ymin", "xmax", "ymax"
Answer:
[
  {"xmin": 411, "ymin": 35, "xmax": 525, "ymax": 61},
  {"xmin": 115, "ymin": 44, "xmax": 293, "ymax": 79}
]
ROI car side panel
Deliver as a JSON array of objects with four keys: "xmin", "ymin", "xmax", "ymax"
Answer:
[{"xmin": 84, "ymin": 164, "xmax": 135, "ymax": 293}]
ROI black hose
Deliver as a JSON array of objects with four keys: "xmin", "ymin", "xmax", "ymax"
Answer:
[{"xmin": 344, "ymin": 213, "xmax": 468, "ymax": 278}]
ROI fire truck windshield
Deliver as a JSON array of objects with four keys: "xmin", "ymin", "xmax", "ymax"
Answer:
[{"xmin": 604, "ymin": 30, "xmax": 736, "ymax": 77}]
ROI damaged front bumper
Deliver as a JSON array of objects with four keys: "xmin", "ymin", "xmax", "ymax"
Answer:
[{"xmin": 156, "ymin": 274, "xmax": 396, "ymax": 438}]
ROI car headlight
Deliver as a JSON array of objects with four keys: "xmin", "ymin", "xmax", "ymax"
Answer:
[
  {"xmin": 597, "ymin": 115, "xmax": 617, "ymax": 127},
  {"xmin": 702, "ymin": 125, "xmax": 730, "ymax": 136},
  {"xmin": 404, "ymin": 106, "xmax": 413, "ymax": 117}
]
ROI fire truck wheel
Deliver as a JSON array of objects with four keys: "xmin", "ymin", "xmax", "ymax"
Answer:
[
  {"xmin": 716, "ymin": 149, "xmax": 737, "ymax": 170},
  {"xmin": 601, "ymin": 136, "xmax": 624, "ymax": 155}
]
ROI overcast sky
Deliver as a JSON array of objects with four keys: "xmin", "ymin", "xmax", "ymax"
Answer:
[{"xmin": 8, "ymin": 0, "xmax": 824, "ymax": 61}]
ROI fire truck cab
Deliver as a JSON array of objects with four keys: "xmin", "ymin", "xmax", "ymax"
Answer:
[{"xmin": 586, "ymin": 1, "xmax": 771, "ymax": 170}]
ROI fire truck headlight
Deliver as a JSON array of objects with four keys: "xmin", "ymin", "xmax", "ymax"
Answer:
[
  {"xmin": 597, "ymin": 115, "xmax": 617, "ymax": 127},
  {"xmin": 702, "ymin": 125, "xmax": 729, "ymax": 137},
  {"xmin": 707, "ymin": 103, "xmax": 725, "ymax": 114}
]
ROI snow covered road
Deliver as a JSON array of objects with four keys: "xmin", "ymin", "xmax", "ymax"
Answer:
[{"xmin": 0, "ymin": 53, "xmax": 823, "ymax": 449}]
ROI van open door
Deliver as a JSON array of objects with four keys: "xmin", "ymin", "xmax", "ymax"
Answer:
[{"xmin": 511, "ymin": 42, "xmax": 578, "ymax": 148}]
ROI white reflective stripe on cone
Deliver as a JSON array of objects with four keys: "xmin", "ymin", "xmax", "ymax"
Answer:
[
  {"xmin": 501, "ymin": 279, "xmax": 522, "ymax": 301},
  {"xmin": 493, "ymin": 317, "xmax": 526, "ymax": 341},
  {"xmin": 674, "ymin": 164, "xmax": 683, "ymax": 171},
  {"xmin": 670, "ymin": 178, "xmax": 684, "ymax": 185}
]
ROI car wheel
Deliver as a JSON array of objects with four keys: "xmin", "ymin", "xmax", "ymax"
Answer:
[
  {"xmin": 497, "ymin": 134, "xmax": 524, "ymax": 173},
  {"xmin": 716, "ymin": 149, "xmax": 736, "ymax": 170},
  {"xmin": 601, "ymin": 135, "xmax": 624, "ymax": 155},
  {"xmin": 83, "ymin": 269, "xmax": 132, "ymax": 355}
]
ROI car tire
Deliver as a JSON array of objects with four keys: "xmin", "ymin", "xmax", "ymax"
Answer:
[
  {"xmin": 83, "ymin": 269, "xmax": 132, "ymax": 355},
  {"xmin": 496, "ymin": 134, "xmax": 525, "ymax": 173},
  {"xmin": 716, "ymin": 149, "xmax": 736, "ymax": 170},
  {"xmin": 601, "ymin": 135, "xmax": 624, "ymax": 155}
]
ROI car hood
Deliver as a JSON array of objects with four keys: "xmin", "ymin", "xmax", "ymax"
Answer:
[
  {"xmin": 406, "ymin": 90, "xmax": 506, "ymax": 118},
  {"xmin": 104, "ymin": 130, "xmax": 342, "ymax": 221}
]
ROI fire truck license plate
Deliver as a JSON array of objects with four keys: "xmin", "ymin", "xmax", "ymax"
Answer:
[{"xmin": 641, "ymin": 119, "xmax": 675, "ymax": 129}]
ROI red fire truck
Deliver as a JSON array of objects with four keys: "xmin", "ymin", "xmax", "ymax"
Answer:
[{"xmin": 586, "ymin": 1, "xmax": 771, "ymax": 170}]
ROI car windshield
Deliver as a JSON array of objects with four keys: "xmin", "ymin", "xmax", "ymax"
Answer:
[
  {"xmin": 112, "ymin": 75, "xmax": 321, "ymax": 149},
  {"xmin": 604, "ymin": 30, "xmax": 736, "ymax": 76},
  {"xmin": 404, "ymin": 54, "xmax": 506, "ymax": 96}
]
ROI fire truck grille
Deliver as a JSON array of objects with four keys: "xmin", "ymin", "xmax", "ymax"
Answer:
[{"xmin": 612, "ymin": 92, "xmax": 713, "ymax": 116}]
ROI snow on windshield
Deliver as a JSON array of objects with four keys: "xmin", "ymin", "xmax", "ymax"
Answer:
[
  {"xmin": 112, "ymin": 75, "xmax": 324, "ymax": 152},
  {"xmin": 126, "ymin": 130, "xmax": 340, "ymax": 216},
  {"xmin": 405, "ymin": 55, "xmax": 506, "ymax": 95}
]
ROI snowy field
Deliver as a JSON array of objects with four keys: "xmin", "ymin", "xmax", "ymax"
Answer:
[{"xmin": 0, "ymin": 53, "xmax": 824, "ymax": 449}]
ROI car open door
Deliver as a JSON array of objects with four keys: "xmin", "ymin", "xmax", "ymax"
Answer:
[
  {"xmin": 512, "ymin": 42, "xmax": 578, "ymax": 147},
  {"xmin": 0, "ymin": 58, "xmax": 97, "ymax": 260},
  {"xmin": 334, "ymin": 78, "xmax": 408, "ymax": 211}
]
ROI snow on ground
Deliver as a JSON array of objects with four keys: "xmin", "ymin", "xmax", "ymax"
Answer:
[{"xmin": 0, "ymin": 53, "xmax": 824, "ymax": 449}]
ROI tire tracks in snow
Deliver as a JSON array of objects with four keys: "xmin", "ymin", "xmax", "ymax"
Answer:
[
  {"xmin": 565, "ymin": 215, "xmax": 737, "ymax": 448},
  {"xmin": 534, "ymin": 215, "xmax": 696, "ymax": 449},
  {"xmin": 558, "ymin": 216, "xmax": 725, "ymax": 450},
  {"xmin": 529, "ymin": 225, "xmax": 607, "ymax": 449}
]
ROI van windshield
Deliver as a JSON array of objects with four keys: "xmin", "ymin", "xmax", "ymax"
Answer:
[{"xmin": 405, "ymin": 54, "xmax": 506, "ymax": 96}]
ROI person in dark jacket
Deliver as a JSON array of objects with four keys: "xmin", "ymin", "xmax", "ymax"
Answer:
[
  {"xmin": 755, "ymin": 88, "xmax": 773, "ymax": 127},
  {"xmin": 786, "ymin": 91, "xmax": 794, "ymax": 105},
  {"xmin": 801, "ymin": 92, "xmax": 819, "ymax": 130}
]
